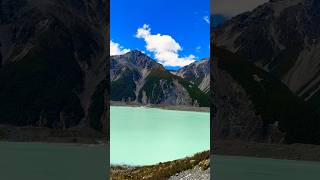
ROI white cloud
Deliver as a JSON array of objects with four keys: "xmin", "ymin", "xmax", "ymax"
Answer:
[
  {"xmin": 211, "ymin": 0, "xmax": 268, "ymax": 17},
  {"xmin": 135, "ymin": 24, "xmax": 196, "ymax": 67},
  {"xmin": 110, "ymin": 40, "xmax": 130, "ymax": 56},
  {"xmin": 136, "ymin": 24, "xmax": 151, "ymax": 39},
  {"xmin": 196, "ymin": 46, "xmax": 201, "ymax": 52},
  {"xmin": 203, "ymin": 16, "xmax": 210, "ymax": 24}
]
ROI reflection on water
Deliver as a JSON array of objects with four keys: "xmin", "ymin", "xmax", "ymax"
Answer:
[{"xmin": 0, "ymin": 142, "xmax": 107, "ymax": 180}]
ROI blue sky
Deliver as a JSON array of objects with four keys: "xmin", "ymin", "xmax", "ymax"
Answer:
[{"xmin": 111, "ymin": 0, "xmax": 210, "ymax": 70}]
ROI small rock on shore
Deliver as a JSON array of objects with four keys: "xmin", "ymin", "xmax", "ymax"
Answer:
[{"xmin": 169, "ymin": 166, "xmax": 210, "ymax": 180}]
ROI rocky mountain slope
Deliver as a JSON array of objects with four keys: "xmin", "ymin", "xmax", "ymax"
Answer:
[
  {"xmin": 212, "ymin": 46, "xmax": 318, "ymax": 144},
  {"xmin": 111, "ymin": 51, "xmax": 209, "ymax": 107},
  {"xmin": 0, "ymin": 0, "xmax": 109, "ymax": 137},
  {"xmin": 213, "ymin": 0, "xmax": 320, "ymax": 109},
  {"xmin": 212, "ymin": 0, "xmax": 320, "ymax": 145},
  {"xmin": 173, "ymin": 58, "xmax": 210, "ymax": 93}
]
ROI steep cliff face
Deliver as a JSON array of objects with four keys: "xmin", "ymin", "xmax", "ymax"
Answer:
[
  {"xmin": 111, "ymin": 51, "xmax": 209, "ymax": 107},
  {"xmin": 0, "ymin": 0, "xmax": 108, "ymax": 134},
  {"xmin": 174, "ymin": 58, "xmax": 210, "ymax": 93}
]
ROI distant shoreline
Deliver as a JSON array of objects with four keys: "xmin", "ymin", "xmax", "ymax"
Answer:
[
  {"xmin": 212, "ymin": 139, "xmax": 320, "ymax": 162},
  {"xmin": 0, "ymin": 126, "xmax": 106, "ymax": 144},
  {"xmin": 110, "ymin": 101, "xmax": 210, "ymax": 112},
  {"xmin": 0, "ymin": 140, "xmax": 108, "ymax": 147}
]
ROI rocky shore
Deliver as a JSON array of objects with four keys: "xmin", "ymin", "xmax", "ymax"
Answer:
[
  {"xmin": 110, "ymin": 101, "xmax": 210, "ymax": 112},
  {"xmin": 169, "ymin": 166, "xmax": 210, "ymax": 180}
]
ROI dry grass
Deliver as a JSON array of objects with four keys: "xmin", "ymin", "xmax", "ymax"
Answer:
[{"xmin": 110, "ymin": 151, "xmax": 210, "ymax": 180}]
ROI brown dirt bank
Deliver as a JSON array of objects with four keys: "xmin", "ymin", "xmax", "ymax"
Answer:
[
  {"xmin": 212, "ymin": 140, "xmax": 320, "ymax": 161},
  {"xmin": 110, "ymin": 151, "xmax": 210, "ymax": 180},
  {"xmin": 110, "ymin": 101, "xmax": 210, "ymax": 112}
]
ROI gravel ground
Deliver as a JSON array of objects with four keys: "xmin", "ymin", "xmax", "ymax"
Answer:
[{"xmin": 169, "ymin": 166, "xmax": 210, "ymax": 180}]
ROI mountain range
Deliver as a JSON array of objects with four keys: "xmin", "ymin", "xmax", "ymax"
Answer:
[
  {"xmin": 212, "ymin": 0, "xmax": 320, "ymax": 144},
  {"xmin": 0, "ymin": 0, "xmax": 109, "ymax": 138},
  {"xmin": 110, "ymin": 50, "xmax": 210, "ymax": 107}
]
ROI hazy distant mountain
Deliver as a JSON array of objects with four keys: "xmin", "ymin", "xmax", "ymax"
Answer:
[
  {"xmin": 0, "ymin": 0, "xmax": 108, "ymax": 134},
  {"xmin": 212, "ymin": 0, "xmax": 320, "ymax": 144},
  {"xmin": 111, "ymin": 51, "xmax": 209, "ymax": 107}
]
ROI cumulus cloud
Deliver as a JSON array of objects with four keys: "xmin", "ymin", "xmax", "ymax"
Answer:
[
  {"xmin": 136, "ymin": 24, "xmax": 151, "ymax": 39},
  {"xmin": 110, "ymin": 40, "xmax": 130, "ymax": 55},
  {"xmin": 203, "ymin": 16, "xmax": 210, "ymax": 24},
  {"xmin": 211, "ymin": 0, "xmax": 268, "ymax": 17},
  {"xmin": 135, "ymin": 24, "xmax": 196, "ymax": 67}
]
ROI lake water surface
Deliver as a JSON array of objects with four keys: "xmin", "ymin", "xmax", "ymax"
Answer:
[
  {"xmin": 110, "ymin": 106, "xmax": 210, "ymax": 165},
  {"xmin": 0, "ymin": 142, "xmax": 107, "ymax": 180},
  {"xmin": 213, "ymin": 155, "xmax": 320, "ymax": 180}
]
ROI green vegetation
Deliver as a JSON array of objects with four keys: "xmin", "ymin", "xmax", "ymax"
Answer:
[
  {"xmin": 0, "ymin": 27, "xmax": 84, "ymax": 128},
  {"xmin": 269, "ymin": 44, "xmax": 302, "ymax": 78},
  {"xmin": 138, "ymin": 67, "xmax": 174, "ymax": 104},
  {"xmin": 111, "ymin": 70, "xmax": 138, "ymax": 101},
  {"xmin": 298, "ymin": 73, "xmax": 320, "ymax": 115},
  {"xmin": 179, "ymin": 79, "xmax": 210, "ymax": 107},
  {"xmin": 306, "ymin": 87, "xmax": 320, "ymax": 115},
  {"xmin": 215, "ymin": 47, "xmax": 320, "ymax": 144},
  {"xmin": 111, "ymin": 151, "xmax": 209, "ymax": 180},
  {"xmin": 89, "ymin": 79, "xmax": 107, "ymax": 131},
  {"xmin": 138, "ymin": 68, "xmax": 209, "ymax": 107}
]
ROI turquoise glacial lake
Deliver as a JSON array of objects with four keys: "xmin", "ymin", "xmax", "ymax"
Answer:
[
  {"xmin": 213, "ymin": 155, "xmax": 320, "ymax": 180},
  {"xmin": 0, "ymin": 142, "xmax": 107, "ymax": 180},
  {"xmin": 110, "ymin": 106, "xmax": 210, "ymax": 165}
]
